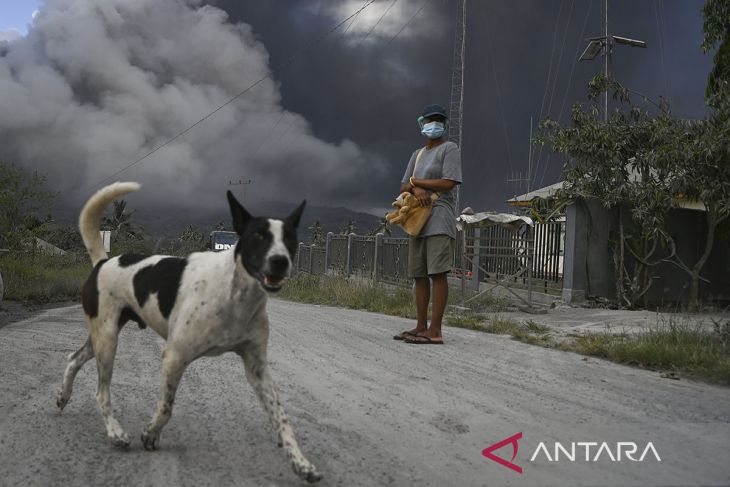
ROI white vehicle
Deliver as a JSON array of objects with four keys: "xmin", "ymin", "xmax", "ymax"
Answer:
[{"xmin": 208, "ymin": 230, "xmax": 238, "ymax": 252}]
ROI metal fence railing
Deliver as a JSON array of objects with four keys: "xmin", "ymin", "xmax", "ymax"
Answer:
[
  {"xmin": 294, "ymin": 232, "xmax": 410, "ymax": 286},
  {"xmin": 294, "ymin": 221, "xmax": 565, "ymax": 295},
  {"xmin": 463, "ymin": 220, "xmax": 565, "ymax": 295}
]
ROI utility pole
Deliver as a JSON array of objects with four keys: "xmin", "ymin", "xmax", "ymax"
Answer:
[
  {"xmin": 579, "ymin": 0, "xmax": 647, "ymax": 121},
  {"xmin": 604, "ymin": 0, "xmax": 609, "ymax": 121},
  {"xmin": 229, "ymin": 178, "xmax": 252, "ymax": 205}
]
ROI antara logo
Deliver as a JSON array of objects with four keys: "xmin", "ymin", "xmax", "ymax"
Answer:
[{"xmin": 482, "ymin": 433, "xmax": 661, "ymax": 474}]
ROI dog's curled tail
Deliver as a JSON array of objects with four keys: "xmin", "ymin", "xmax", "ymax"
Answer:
[{"xmin": 79, "ymin": 182, "xmax": 141, "ymax": 266}]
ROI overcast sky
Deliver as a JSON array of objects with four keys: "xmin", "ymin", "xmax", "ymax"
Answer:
[{"xmin": 0, "ymin": 0, "xmax": 714, "ymax": 217}]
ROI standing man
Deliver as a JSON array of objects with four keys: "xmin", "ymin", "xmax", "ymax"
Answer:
[{"xmin": 394, "ymin": 104, "xmax": 462, "ymax": 345}]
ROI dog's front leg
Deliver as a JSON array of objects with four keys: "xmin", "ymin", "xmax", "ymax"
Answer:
[
  {"xmin": 238, "ymin": 342, "xmax": 322, "ymax": 483},
  {"xmin": 141, "ymin": 346, "xmax": 187, "ymax": 451}
]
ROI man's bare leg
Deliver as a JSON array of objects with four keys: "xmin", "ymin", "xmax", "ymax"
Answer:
[
  {"xmin": 425, "ymin": 272, "xmax": 448, "ymax": 339},
  {"xmin": 397, "ymin": 277, "xmax": 430, "ymax": 338}
]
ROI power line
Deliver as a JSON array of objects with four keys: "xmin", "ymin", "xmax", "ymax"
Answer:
[
  {"xmin": 480, "ymin": 1, "xmax": 513, "ymax": 174},
  {"xmin": 254, "ymin": 0, "xmax": 428, "ymax": 155},
  {"xmin": 83, "ymin": 0, "xmax": 378, "ymax": 192},
  {"xmin": 237, "ymin": 0, "xmax": 399, "ymax": 166},
  {"xmin": 556, "ymin": 0, "xmax": 594, "ymax": 123},
  {"xmin": 535, "ymin": 0, "xmax": 576, "ymax": 188},
  {"xmin": 539, "ymin": 0, "xmax": 594, "ymax": 190},
  {"xmin": 353, "ymin": 0, "xmax": 399, "ymax": 50},
  {"xmin": 530, "ymin": 0, "xmax": 565, "ymax": 193},
  {"xmin": 653, "ymin": 0, "xmax": 670, "ymax": 103},
  {"xmin": 378, "ymin": 0, "xmax": 430, "ymax": 52}
]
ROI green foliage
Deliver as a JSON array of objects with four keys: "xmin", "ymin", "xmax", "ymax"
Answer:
[
  {"xmin": 308, "ymin": 220, "xmax": 325, "ymax": 245},
  {"xmin": 0, "ymin": 251, "xmax": 89, "ymax": 303},
  {"xmin": 367, "ymin": 217, "xmax": 392, "ymax": 237},
  {"xmin": 39, "ymin": 224, "xmax": 85, "ymax": 251},
  {"xmin": 702, "ymin": 0, "xmax": 730, "ymax": 99},
  {"xmin": 179, "ymin": 224, "xmax": 203, "ymax": 242},
  {"xmin": 102, "ymin": 199, "xmax": 141, "ymax": 243},
  {"xmin": 565, "ymin": 323, "xmax": 730, "ymax": 384},
  {"xmin": 0, "ymin": 163, "xmax": 57, "ymax": 250},
  {"xmin": 278, "ymin": 274, "xmax": 416, "ymax": 318},
  {"xmin": 538, "ymin": 75, "xmax": 730, "ymax": 309},
  {"xmin": 339, "ymin": 219, "xmax": 356, "ymax": 235}
]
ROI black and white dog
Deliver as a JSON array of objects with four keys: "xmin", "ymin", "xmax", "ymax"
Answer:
[{"xmin": 57, "ymin": 182, "xmax": 322, "ymax": 483}]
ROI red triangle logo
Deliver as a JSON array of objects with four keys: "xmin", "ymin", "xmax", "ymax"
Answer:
[{"xmin": 482, "ymin": 432, "xmax": 523, "ymax": 474}]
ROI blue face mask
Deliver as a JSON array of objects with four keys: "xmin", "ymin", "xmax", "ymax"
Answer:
[{"xmin": 421, "ymin": 121, "xmax": 445, "ymax": 139}]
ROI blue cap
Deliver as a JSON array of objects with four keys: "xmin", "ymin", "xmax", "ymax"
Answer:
[{"xmin": 421, "ymin": 104, "xmax": 449, "ymax": 119}]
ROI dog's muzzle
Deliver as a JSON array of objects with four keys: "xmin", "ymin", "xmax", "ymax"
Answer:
[{"xmin": 259, "ymin": 255, "xmax": 290, "ymax": 292}]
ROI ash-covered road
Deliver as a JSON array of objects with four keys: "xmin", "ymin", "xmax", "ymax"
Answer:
[{"xmin": 1, "ymin": 300, "xmax": 729, "ymax": 487}]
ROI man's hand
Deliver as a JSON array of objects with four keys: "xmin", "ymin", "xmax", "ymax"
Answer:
[{"xmin": 413, "ymin": 187, "xmax": 432, "ymax": 207}]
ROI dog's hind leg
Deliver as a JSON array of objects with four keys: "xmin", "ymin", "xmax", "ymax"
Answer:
[
  {"xmin": 141, "ymin": 346, "xmax": 187, "ymax": 451},
  {"xmin": 90, "ymin": 319, "xmax": 130, "ymax": 448},
  {"xmin": 57, "ymin": 336, "xmax": 94, "ymax": 410},
  {"xmin": 237, "ymin": 340, "xmax": 322, "ymax": 483}
]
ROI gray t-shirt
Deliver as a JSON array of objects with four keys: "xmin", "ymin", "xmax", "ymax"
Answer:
[{"xmin": 401, "ymin": 141, "xmax": 462, "ymax": 239}]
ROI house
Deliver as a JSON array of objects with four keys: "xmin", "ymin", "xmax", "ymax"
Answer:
[{"xmin": 506, "ymin": 182, "xmax": 730, "ymax": 305}]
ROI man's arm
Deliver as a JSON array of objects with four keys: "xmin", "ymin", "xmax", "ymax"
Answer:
[{"xmin": 411, "ymin": 178, "xmax": 458, "ymax": 192}]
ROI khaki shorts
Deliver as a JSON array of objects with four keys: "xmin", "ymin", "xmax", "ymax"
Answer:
[{"xmin": 408, "ymin": 235, "xmax": 453, "ymax": 278}]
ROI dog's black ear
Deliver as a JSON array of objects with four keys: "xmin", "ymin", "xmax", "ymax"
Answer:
[
  {"xmin": 286, "ymin": 200, "xmax": 306, "ymax": 229},
  {"xmin": 227, "ymin": 190, "xmax": 252, "ymax": 235}
]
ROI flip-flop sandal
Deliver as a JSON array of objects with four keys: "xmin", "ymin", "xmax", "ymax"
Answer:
[
  {"xmin": 404, "ymin": 335, "xmax": 444, "ymax": 345},
  {"xmin": 393, "ymin": 331, "xmax": 419, "ymax": 341}
]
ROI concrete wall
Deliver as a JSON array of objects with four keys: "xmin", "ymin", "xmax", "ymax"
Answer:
[{"xmin": 562, "ymin": 199, "xmax": 730, "ymax": 306}]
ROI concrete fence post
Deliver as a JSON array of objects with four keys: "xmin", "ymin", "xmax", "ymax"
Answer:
[
  {"xmin": 324, "ymin": 232, "xmax": 333, "ymax": 274},
  {"xmin": 309, "ymin": 244, "xmax": 315, "ymax": 274},
  {"xmin": 373, "ymin": 233, "xmax": 383, "ymax": 283},
  {"xmin": 296, "ymin": 242, "xmax": 304, "ymax": 273},
  {"xmin": 471, "ymin": 227, "xmax": 481, "ymax": 291},
  {"xmin": 345, "ymin": 233, "xmax": 355, "ymax": 277}
]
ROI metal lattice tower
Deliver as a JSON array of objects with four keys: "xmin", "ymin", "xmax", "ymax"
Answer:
[
  {"xmin": 448, "ymin": 0, "xmax": 466, "ymax": 148},
  {"xmin": 448, "ymin": 0, "xmax": 466, "ymax": 216}
]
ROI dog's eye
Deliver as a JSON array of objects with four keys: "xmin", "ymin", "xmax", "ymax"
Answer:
[{"xmin": 253, "ymin": 232, "xmax": 264, "ymax": 240}]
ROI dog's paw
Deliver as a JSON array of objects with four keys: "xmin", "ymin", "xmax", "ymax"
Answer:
[
  {"xmin": 109, "ymin": 431, "xmax": 131, "ymax": 449},
  {"xmin": 56, "ymin": 394, "xmax": 69, "ymax": 411},
  {"xmin": 292, "ymin": 463, "xmax": 323, "ymax": 483},
  {"xmin": 141, "ymin": 429, "xmax": 159, "ymax": 451}
]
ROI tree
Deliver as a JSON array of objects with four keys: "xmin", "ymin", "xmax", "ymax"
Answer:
[
  {"xmin": 179, "ymin": 224, "xmax": 203, "ymax": 242},
  {"xmin": 308, "ymin": 220, "xmax": 325, "ymax": 245},
  {"xmin": 702, "ymin": 0, "xmax": 730, "ymax": 100},
  {"xmin": 368, "ymin": 217, "xmax": 392, "ymax": 236},
  {"xmin": 40, "ymin": 224, "xmax": 84, "ymax": 251},
  {"xmin": 102, "ymin": 200, "xmax": 138, "ymax": 242},
  {"xmin": 664, "ymin": 84, "xmax": 730, "ymax": 307},
  {"xmin": 539, "ymin": 75, "xmax": 730, "ymax": 310},
  {"xmin": 0, "ymin": 162, "xmax": 56, "ymax": 249},
  {"xmin": 339, "ymin": 219, "xmax": 356, "ymax": 235}
]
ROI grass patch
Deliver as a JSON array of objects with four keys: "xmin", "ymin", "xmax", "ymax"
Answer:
[
  {"xmin": 461, "ymin": 291, "xmax": 510, "ymax": 313},
  {"xmin": 279, "ymin": 274, "xmax": 417, "ymax": 318},
  {"xmin": 0, "ymin": 251, "xmax": 89, "ymax": 303},
  {"xmin": 445, "ymin": 313, "xmax": 555, "ymax": 346},
  {"xmin": 561, "ymin": 323, "xmax": 730, "ymax": 384},
  {"xmin": 446, "ymin": 313, "xmax": 487, "ymax": 330}
]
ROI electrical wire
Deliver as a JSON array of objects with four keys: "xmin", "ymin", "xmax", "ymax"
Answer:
[
  {"xmin": 480, "ymin": 1, "xmax": 513, "ymax": 174},
  {"xmin": 531, "ymin": 0, "xmax": 565, "ymax": 192},
  {"xmin": 83, "ymin": 0, "xmax": 378, "ymax": 192},
  {"xmin": 353, "ymin": 0, "xmax": 399, "ymax": 50},
  {"xmin": 262, "ymin": 0, "xmax": 426, "ymax": 154},
  {"xmin": 556, "ymin": 0, "xmax": 593, "ymax": 123},
  {"xmin": 378, "ymin": 0, "xmax": 429, "ymax": 52},
  {"xmin": 653, "ymin": 0, "xmax": 670, "ymax": 103},
  {"xmin": 540, "ymin": 0, "xmax": 591, "ymax": 188}
]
